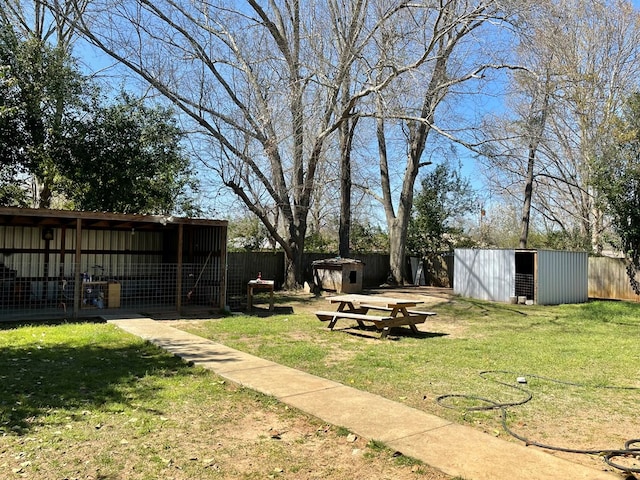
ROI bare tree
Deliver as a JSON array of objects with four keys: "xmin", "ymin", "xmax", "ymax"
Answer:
[
  {"xmin": 518, "ymin": 77, "xmax": 550, "ymax": 248},
  {"xmin": 70, "ymin": 0, "xmax": 482, "ymax": 286},
  {"xmin": 329, "ymin": 0, "xmax": 365, "ymax": 258},
  {"xmin": 482, "ymin": 0, "xmax": 640, "ymax": 252},
  {"xmin": 366, "ymin": 0, "xmax": 518, "ymax": 283},
  {"xmin": 66, "ymin": 0, "xmax": 402, "ymax": 286},
  {"xmin": 1, "ymin": 0, "xmax": 87, "ymax": 49},
  {"xmin": 480, "ymin": 6, "xmax": 557, "ymax": 249},
  {"xmin": 537, "ymin": 0, "xmax": 640, "ymax": 252}
]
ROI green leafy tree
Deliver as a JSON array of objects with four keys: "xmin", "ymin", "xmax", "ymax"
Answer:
[
  {"xmin": 58, "ymin": 93, "xmax": 199, "ymax": 215},
  {"xmin": 0, "ymin": 61, "xmax": 29, "ymax": 206},
  {"xmin": 407, "ymin": 162, "xmax": 477, "ymax": 256},
  {"xmin": 0, "ymin": 24, "xmax": 82, "ymax": 207},
  {"xmin": 304, "ymin": 231, "xmax": 335, "ymax": 254},
  {"xmin": 228, "ymin": 214, "xmax": 271, "ymax": 251},
  {"xmin": 0, "ymin": 22, "xmax": 198, "ymax": 214},
  {"xmin": 598, "ymin": 92, "xmax": 640, "ymax": 293},
  {"xmin": 350, "ymin": 221, "xmax": 389, "ymax": 254}
]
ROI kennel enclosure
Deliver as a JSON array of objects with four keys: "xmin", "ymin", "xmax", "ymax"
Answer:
[{"xmin": 0, "ymin": 207, "xmax": 227, "ymax": 318}]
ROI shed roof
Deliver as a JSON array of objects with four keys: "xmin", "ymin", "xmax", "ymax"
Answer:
[{"xmin": 0, "ymin": 207, "xmax": 227, "ymax": 232}]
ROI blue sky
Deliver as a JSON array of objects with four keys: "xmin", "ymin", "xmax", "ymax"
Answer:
[{"xmin": 73, "ymin": 0, "xmax": 640, "ymax": 221}]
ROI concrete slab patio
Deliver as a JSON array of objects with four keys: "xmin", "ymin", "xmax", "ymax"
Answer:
[{"xmin": 106, "ymin": 316, "xmax": 620, "ymax": 480}]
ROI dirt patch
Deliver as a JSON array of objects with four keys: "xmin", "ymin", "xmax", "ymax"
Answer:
[{"xmin": 0, "ymin": 380, "xmax": 451, "ymax": 480}]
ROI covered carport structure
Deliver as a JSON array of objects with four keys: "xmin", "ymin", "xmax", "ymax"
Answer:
[{"xmin": 0, "ymin": 207, "xmax": 227, "ymax": 320}]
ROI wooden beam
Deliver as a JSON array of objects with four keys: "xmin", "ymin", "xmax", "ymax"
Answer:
[
  {"xmin": 220, "ymin": 225, "xmax": 228, "ymax": 311},
  {"xmin": 73, "ymin": 218, "xmax": 82, "ymax": 318},
  {"xmin": 176, "ymin": 224, "xmax": 183, "ymax": 313}
]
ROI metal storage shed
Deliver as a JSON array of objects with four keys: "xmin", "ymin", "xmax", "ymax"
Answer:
[
  {"xmin": 0, "ymin": 207, "xmax": 227, "ymax": 319},
  {"xmin": 453, "ymin": 248, "xmax": 588, "ymax": 305}
]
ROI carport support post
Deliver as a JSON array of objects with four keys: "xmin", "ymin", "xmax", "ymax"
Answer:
[
  {"xmin": 73, "ymin": 218, "xmax": 82, "ymax": 318},
  {"xmin": 220, "ymin": 227, "xmax": 227, "ymax": 311},
  {"xmin": 176, "ymin": 223, "xmax": 183, "ymax": 314}
]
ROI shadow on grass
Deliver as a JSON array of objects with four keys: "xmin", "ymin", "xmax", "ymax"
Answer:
[
  {"xmin": 333, "ymin": 325, "xmax": 449, "ymax": 341},
  {"xmin": 247, "ymin": 306, "xmax": 295, "ymax": 316},
  {"xmin": 0, "ymin": 317, "xmax": 108, "ymax": 330},
  {"xmin": 0, "ymin": 329, "xmax": 193, "ymax": 435},
  {"xmin": 388, "ymin": 329, "xmax": 449, "ymax": 340},
  {"xmin": 452, "ymin": 297, "xmax": 531, "ymax": 316}
]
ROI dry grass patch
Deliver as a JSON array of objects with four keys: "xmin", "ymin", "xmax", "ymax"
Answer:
[{"xmin": 0, "ymin": 321, "xmax": 451, "ymax": 480}]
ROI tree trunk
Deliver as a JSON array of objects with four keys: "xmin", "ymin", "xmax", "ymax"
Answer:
[
  {"xmin": 284, "ymin": 235, "xmax": 306, "ymax": 289},
  {"xmin": 338, "ymin": 148, "xmax": 351, "ymax": 258},
  {"xmin": 520, "ymin": 82, "xmax": 550, "ymax": 248},
  {"xmin": 591, "ymin": 204, "xmax": 603, "ymax": 254},
  {"xmin": 519, "ymin": 145, "xmax": 536, "ymax": 248},
  {"xmin": 338, "ymin": 115, "xmax": 358, "ymax": 258},
  {"xmin": 387, "ymin": 216, "xmax": 409, "ymax": 284},
  {"xmin": 383, "ymin": 52, "xmax": 445, "ymax": 284},
  {"xmin": 38, "ymin": 182, "xmax": 52, "ymax": 209},
  {"xmin": 386, "ymin": 153, "xmax": 422, "ymax": 284}
]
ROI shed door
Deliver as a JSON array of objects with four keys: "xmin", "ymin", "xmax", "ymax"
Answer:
[{"xmin": 515, "ymin": 251, "xmax": 536, "ymax": 301}]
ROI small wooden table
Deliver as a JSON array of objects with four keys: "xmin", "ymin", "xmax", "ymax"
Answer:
[
  {"xmin": 247, "ymin": 280, "xmax": 275, "ymax": 311},
  {"xmin": 315, "ymin": 293, "xmax": 435, "ymax": 338},
  {"xmin": 80, "ymin": 281, "xmax": 121, "ymax": 309}
]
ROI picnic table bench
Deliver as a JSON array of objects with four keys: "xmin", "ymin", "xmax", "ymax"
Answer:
[{"xmin": 316, "ymin": 293, "xmax": 436, "ymax": 338}]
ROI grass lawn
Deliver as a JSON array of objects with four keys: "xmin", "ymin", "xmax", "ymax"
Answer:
[
  {"xmin": 0, "ymin": 320, "xmax": 451, "ymax": 480},
  {"xmin": 175, "ymin": 292, "xmax": 640, "ymax": 474}
]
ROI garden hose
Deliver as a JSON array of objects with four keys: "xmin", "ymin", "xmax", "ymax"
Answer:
[{"xmin": 436, "ymin": 370, "xmax": 640, "ymax": 474}]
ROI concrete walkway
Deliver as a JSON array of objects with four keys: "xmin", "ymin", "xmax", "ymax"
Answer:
[{"xmin": 106, "ymin": 316, "xmax": 619, "ymax": 480}]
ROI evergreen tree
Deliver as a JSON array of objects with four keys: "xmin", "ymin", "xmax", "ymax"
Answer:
[
  {"xmin": 407, "ymin": 162, "xmax": 476, "ymax": 255},
  {"xmin": 0, "ymin": 24, "xmax": 199, "ymax": 214}
]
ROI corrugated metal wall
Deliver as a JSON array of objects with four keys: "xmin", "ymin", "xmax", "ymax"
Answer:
[
  {"xmin": 453, "ymin": 249, "xmax": 515, "ymax": 302},
  {"xmin": 454, "ymin": 249, "xmax": 588, "ymax": 305},
  {"xmin": 0, "ymin": 226, "xmax": 46, "ymax": 278},
  {"xmin": 537, "ymin": 250, "xmax": 588, "ymax": 305},
  {"xmin": 77, "ymin": 229, "xmax": 163, "ymax": 277},
  {"xmin": 0, "ymin": 226, "xmax": 164, "ymax": 278}
]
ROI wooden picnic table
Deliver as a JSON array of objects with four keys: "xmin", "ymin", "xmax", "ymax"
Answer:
[{"xmin": 315, "ymin": 293, "xmax": 436, "ymax": 338}]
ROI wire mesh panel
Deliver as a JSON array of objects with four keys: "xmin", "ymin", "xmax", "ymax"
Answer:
[
  {"xmin": 515, "ymin": 273, "xmax": 535, "ymax": 300},
  {"xmin": 0, "ymin": 260, "xmax": 224, "ymax": 320},
  {"xmin": 0, "ymin": 208, "xmax": 230, "ymax": 320}
]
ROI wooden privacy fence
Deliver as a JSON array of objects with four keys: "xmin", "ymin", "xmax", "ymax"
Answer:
[
  {"xmin": 588, "ymin": 256, "xmax": 640, "ymax": 301},
  {"xmin": 226, "ymin": 253, "xmax": 640, "ymax": 303},
  {"xmin": 226, "ymin": 252, "xmax": 391, "ymax": 292},
  {"xmin": 1, "ymin": 251, "xmax": 634, "ymax": 317},
  {"xmin": 422, "ymin": 253, "xmax": 454, "ymax": 287},
  {"xmin": 224, "ymin": 252, "xmax": 392, "ymax": 308}
]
